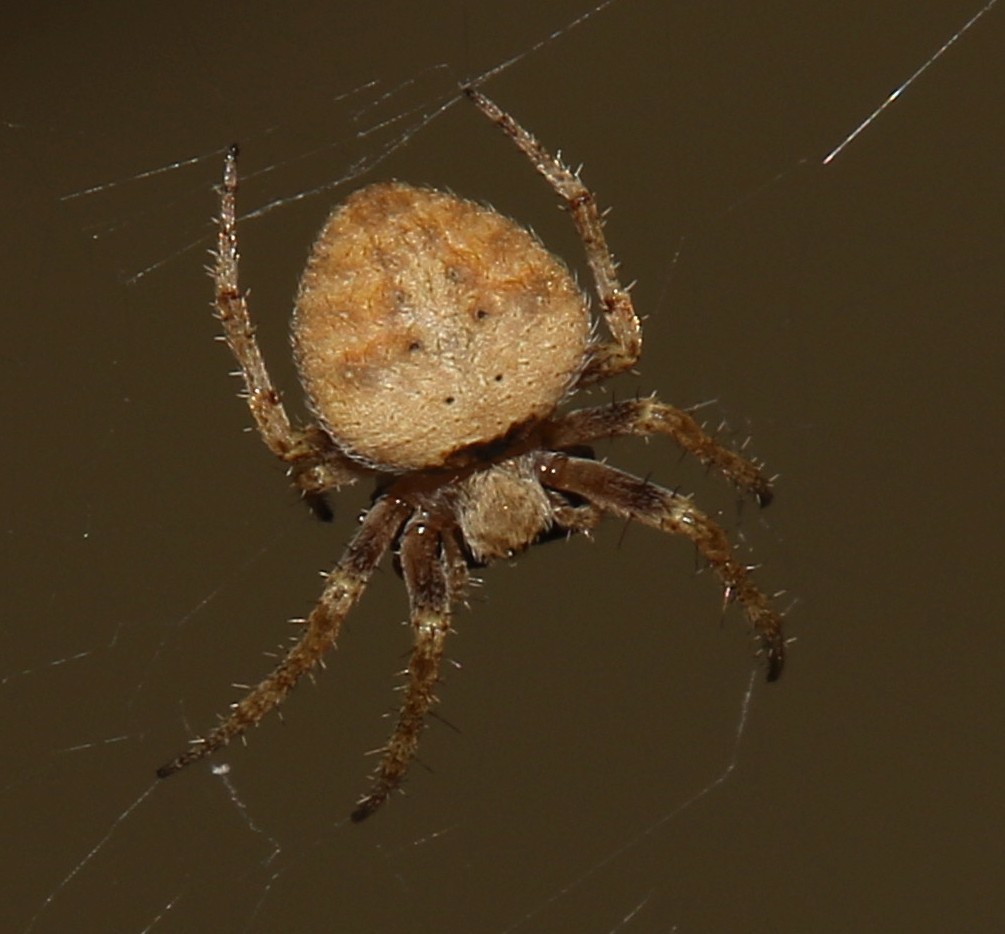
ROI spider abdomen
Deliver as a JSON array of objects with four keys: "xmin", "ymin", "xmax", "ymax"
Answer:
[{"xmin": 292, "ymin": 182, "xmax": 590, "ymax": 471}]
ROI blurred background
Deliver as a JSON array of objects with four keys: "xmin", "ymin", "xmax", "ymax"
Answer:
[{"xmin": 3, "ymin": 1, "xmax": 1002, "ymax": 931}]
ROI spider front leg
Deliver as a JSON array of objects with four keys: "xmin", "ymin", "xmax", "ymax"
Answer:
[
  {"xmin": 548, "ymin": 398, "xmax": 775, "ymax": 506},
  {"xmin": 213, "ymin": 144, "xmax": 358, "ymax": 493},
  {"xmin": 464, "ymin": 87, "xmax": 641, "ymax": 384},
  {"xmin": 537, "ymin": 453, "xmax": 785, "ymax": 680},
  {"xmin": 157, "ymin": 494, "xmax": 413, "ymax": 779},
  {"xmin": 352, "ymin": 515, "xmax": 456, "ymax": 821}
]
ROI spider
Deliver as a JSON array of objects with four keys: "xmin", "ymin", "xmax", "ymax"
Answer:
[{"xmin": 157, "ymin": 87, "xmax": 786, "ymax": 822}]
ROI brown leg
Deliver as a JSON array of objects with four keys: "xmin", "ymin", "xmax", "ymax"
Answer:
[
  {"xmin": 465, "ymin": 88, "xmax": 641, "ymax": 384},
  {"xmin": 547, "ymin": 397, "xmax": 774, "ymax": 506},
  {"xmin": 441, "ymin": 530, "xmax": 472, "ymax": 605},
  {"xmin": 536, "ymin": 453, "xmax": 785, "ymax": 680},
  {"xmin": 352, "ymin": 516, "xmax": 454, "ymax": 821},
  {"xmin": 157, "ymin": 493, "xmax": 413, "ymax": 778},
  {"xmin": 213, "ymin": 145, "xmax": 360, "ymax": 492}
]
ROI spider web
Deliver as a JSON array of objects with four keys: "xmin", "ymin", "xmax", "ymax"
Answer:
[{"xmin": 4, "ymin": 1, "xmax": 1000, "ymax": 931}]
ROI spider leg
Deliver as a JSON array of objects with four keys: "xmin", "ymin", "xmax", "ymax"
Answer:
[
  {"xmin": 213, "ymin": 144, "xmax": 360, "ymax": 494},
  {"xmin": 547, "ymin": 398, "xmax": 774, "ymax": 506},
  {"xmin": 157, "ymin": 494, "xmax": 413, "ymax": 779},
  {"xmin": 464, "ymin": 87, "xmax": 641, "ymax": 385},
  {"xmin": 352, "ymin": 516, "xmax": 454, "ymax": 821},
  {"xmin": 536, "ymin": 452, "xmax": 785, "ymax": 680},
  {"xmin": 541, "ymin": 488, "xmax": 604, "ymax": 538},
  {"xmin": 441, "ymin": 530, "xmax": 472, "ymax": 604}
]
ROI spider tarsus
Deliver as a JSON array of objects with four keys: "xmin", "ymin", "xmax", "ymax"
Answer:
[
  {"xmin": 350, "ymin": 797, "xmax": 379, "ymax": 823},
  {"xmin": 764, "ymin": 640, "xmax": 785, "ymax": 682},
  {"xmin": 156, "ymin": 761, "xmax": 180, "ymax": 780}
]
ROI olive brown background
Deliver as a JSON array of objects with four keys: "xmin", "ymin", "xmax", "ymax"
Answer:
[{"xmin": 3, "ymin": 2, "xmax": 1003, "ymax": 931}]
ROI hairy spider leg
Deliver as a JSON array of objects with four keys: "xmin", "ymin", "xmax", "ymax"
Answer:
[
  {"xmin": 352, "ymin": 514, "xmax": 458, "ymax": 821},
  {"xmin": 157, "ymin": 494, "xmax": 414, "ymax": 778},
  {"xmin": 214, "ymin": 144, "xmax": 360, "ymax": 495},
  {"xmin": 536, "ymin": 452, "xmax": 785, "ymax": 680},
  {"xmin": 548, "ymin": 398, "xmax": 775, "ymax": 506},
  {"xmin": 464, "ymin": 87, "xmax": 641, "ymax": 385}
]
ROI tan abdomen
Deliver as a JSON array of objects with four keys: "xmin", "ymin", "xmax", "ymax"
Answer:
[{"xmin": 292, "ymin": 183, "xmax": 590, "ymax": 470}]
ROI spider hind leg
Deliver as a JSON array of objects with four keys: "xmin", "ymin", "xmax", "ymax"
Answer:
[{"xmin": 464, "ymin": 86, "xmax": 641, "ymax": 385}]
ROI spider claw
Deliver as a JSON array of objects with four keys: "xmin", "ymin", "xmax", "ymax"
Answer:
[
  {"xmin": 764, "ymin": 639, "xmax": 785, "ymax": 682},
  {"xmin": 350, "ymin": 796, "xmax": 379, "ymax": 823}
]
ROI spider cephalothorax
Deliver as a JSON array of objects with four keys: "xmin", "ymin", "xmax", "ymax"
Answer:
[{"xmin": 157, "ymin": 87, "xmax": 786, "ymax": 821}]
